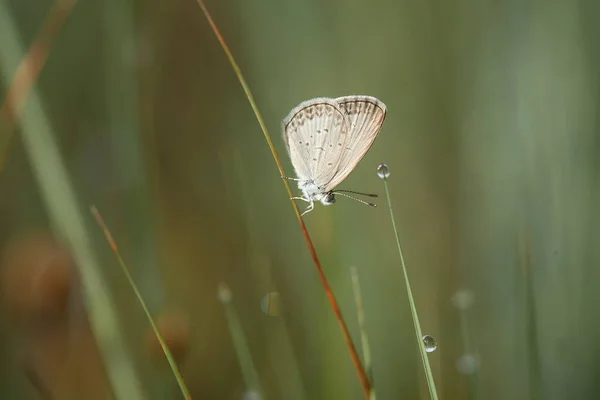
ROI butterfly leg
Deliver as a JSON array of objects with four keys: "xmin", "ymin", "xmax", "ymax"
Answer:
[
  {"xmin": 281, "ymin": 175, "xmax": 302, "ymax": 181},
  {"xmin": 300, "ymin": 201, "xmax": 314, "ymax": 216},
  {"xmin": 290, "ymin": 196, "xmax": 314, "ymax": 216},
  {"xmin": 290, "ymin": 196, "xmax": 309, "ymax": 202}
]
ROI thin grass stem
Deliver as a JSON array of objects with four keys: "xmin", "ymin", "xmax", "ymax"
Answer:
[
  {"xmin": 217, "ymin": 283, "xmax": 264, "ymax": 397},
  {"xmin": 91, "ymin": 206, "xmax": 192, "ymax": 400},
  {"xmin": 456, "ymin": 299, "xmax": 480, "ymax": 398},
  {"xmin": 381, "ymin": 176, "xmax": 438, "ymax": 400},
  {"xmin": 350, "ymin": 266, "xmax": 376, "ymax": 400},
  {"xmin": 195, "ymin": 1, "xmax": 371, "ymax": 397},
  {"xmin": 228, "ymin": 146, "xmax": 309, "ymax": 400},
  {"xmin": 518, "ymin": 232, "xmax": 540, "ymax": 400}
]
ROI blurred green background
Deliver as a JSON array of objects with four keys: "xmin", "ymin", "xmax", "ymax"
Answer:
[{"xmin": 1, "ymin": 0, "xmax": 600, "ymax": 399}]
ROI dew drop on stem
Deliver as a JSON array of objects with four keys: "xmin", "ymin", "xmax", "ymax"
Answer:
[
  {"xmin": 422, "ymin": 335, "xmax": 437, "ymax": 353},
  {"xmin": 377, "ymin": 163, "xmax": 390, "ymax": 179}
]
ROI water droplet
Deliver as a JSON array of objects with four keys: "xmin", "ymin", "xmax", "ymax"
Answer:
[
  {"xmin": 261, "ymin": 292, "xmax": 281, "ymax": 316},
  {"xmin": 451, "ymin": 289, "xmax": 475, "ymax": 310},
  {"xmin": 456, "ymin": 354, "xmax": 479, "ymax": 375},
  {"xmin": 242, "ymin": 391, "xmax": 263, "ymax": 400},
  {"xmin": 422, "ymin": 335, "xmax": 437, "ymax": 352},
  {"xmin": 377, "ymin": 163, "xmax": 390, "ymax": 179},
  {"xmin": 217, "ymin": 283, "xmax": 232, "ymax": 303}
]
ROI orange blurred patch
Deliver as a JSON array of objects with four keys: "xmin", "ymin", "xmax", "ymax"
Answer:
[
  {"xmin": 146, "ymin": 310, "xmax": 191, "ymax": 364},
  {"xmin": 1, "ymin": 233, "xmax": 74, "ymax": 325}
]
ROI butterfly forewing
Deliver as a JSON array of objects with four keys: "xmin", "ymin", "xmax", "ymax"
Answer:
[
  {"xmin": 323, "ymin": 95, "xmax": 387, "ymax": 191},
  {"xmin": 283, "ymin": 98, "xmax": 350, "ymax": 186}
]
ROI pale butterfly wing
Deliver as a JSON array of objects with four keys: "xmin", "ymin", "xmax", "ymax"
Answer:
[
  {"xmin": 323, "ymin": 95, "xmax": 387, "ymax": 191},
  {"xmin": 282, "ymin": 98, "xmax": 351, "ymax": 186}
]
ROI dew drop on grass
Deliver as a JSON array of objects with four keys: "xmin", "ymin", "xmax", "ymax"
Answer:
[
  {"xmin": 217, "ymin": 283, "xmax": 232, "ymax": 304},
  {"xmin": 451, "ymin": 289, "xmax": 475, "ymax": 310},
  {"xmin": 261, "ymin": 292, "xmax": 281, "ymax": 316},
  {"xmin": 377, "ymin": 163, "xmax": 390, "ymax": 179},
  {"xmin": 456, "ymin": 354, "xmax": 479, "ymax": 375},
  {"xmin": 422, "ymin": 335, "xmax": 437, "ymax": 353}
]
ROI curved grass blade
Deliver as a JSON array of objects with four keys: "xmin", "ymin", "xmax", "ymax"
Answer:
[
  {"xmin": 91, "ymin": 206, "xmax": 192, "ymax": 400},
  {"xmin": 0, "ymin": 6, "xmax": 145, "ymax": 397},
  {"xmin": 0, "ymin": 0, "xmax": 78, "ymax": 175},
  {"xmin": 194, "ymin": 1, "xmax": 371, "ymax": 397}
]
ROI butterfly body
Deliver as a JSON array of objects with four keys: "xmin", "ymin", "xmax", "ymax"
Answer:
[
  {"xmin": 298, "ymin": 180, "xmax": 336, "ymax": 205},
  {"xmin": 282, "ymin": 95, "xmax": 386, "ymax": 216}
]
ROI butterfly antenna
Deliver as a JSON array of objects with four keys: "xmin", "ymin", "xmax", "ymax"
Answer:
[
  {"xmin": 334, "ymin": 192, "xmax": 377, "ymax": 207},
  {"xmin": 334, "ymin": 189, "xmax": 378, "ymax": 198}
]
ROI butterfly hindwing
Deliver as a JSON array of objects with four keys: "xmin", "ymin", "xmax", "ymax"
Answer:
[{"xmin": 324, "ymin": 95, "xmax": 387, "ymax": 191}]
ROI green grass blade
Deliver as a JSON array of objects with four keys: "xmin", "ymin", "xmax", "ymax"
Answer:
[
  {"xmin": 350, "ymin": 266, "xmax": 377, "ymax": 400},
  {"xmin": 92, "ymin": 206, "xmax": 192, "ymax": 400},
  {"xmin": 0, "ymin": 0, "xmax": 78, "ymax": 175},
  {"xmin": 0, "ymin": 6, "xmax": 145, "ymax": 398},
  {"xmin": 218, "ymin": 283, "xmax": 264, "ymax": 397},
  {"xmin": 381, "ymin": 172, "xmax": 438, "ymax": 400}
]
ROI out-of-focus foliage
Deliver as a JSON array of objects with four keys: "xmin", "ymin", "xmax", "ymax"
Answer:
[{"xmin": 1, "ymin": 0, "xmax": 599, "ymax": 399}]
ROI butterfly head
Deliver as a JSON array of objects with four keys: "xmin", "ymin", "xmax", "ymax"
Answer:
[{"xmin": 320, "ymin": 191, "xmax": 336, "ymax": 206}]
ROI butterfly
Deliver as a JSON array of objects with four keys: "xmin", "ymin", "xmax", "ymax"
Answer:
[{"xmin": 281, "ymin": 95, "xmax": 387, "ymax": 216}]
